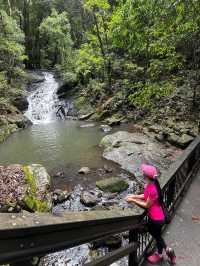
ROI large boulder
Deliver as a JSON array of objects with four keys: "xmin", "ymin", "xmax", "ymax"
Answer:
[
  {"xmin": 0, "ymin": 164, "xmax": 52, "ymax": 212},
  {"xmin": 100, "ymin": 131, "xmax": 180, "ymax": 179},
  {"xmin": 7, "ymin": 114, "xmax": 32, "ymax": 128},
  {"xmin": 96, "ymin": 177, "xmax": 129, "ymax": 193},
  {"xmin": 12, "ymin": 95, "xmax": 29, "ymax": 111}
]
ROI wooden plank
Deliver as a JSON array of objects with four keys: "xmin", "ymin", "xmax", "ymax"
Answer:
[
  {"xmin": 0, "ymin": 209, "xmax": 143, "ymax": 233},
  {"xmin": 84, "ymin": 243, "xmax": 138, "ymax": 266}
]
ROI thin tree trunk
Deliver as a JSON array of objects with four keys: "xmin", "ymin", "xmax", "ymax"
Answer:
[{"xmin": 7, "ymin": 0, "xmax": 12, "ymax": 16}]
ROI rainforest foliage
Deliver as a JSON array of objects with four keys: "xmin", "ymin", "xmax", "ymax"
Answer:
[{"xmin": 1, "ymin": 0, "xmax": 200, "ymax": 113}]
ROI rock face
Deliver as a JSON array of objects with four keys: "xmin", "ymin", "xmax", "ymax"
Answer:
[
  {"xmin": 96, "ymin": 177, "xmax": 129, "ymax": 193},
  {"xmin": 0, "ymin": 114, "xmax": 32, "ymax": 143},
  {"xmin": 167, "ymin": 133, "xmax": 194, "ymax": 148},
  {"xmin": 100, "ymin": 131, "xmax": 180, "ymax": 179},
  {"xmin": 0, "ymin": 164, "xmax": 52, "ymax": 212}
]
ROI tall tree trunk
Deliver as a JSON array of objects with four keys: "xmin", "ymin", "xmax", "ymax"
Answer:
[
  {"xmin": 23, "ymin": 0, "xmax": 32, "ymax": 68},
  {"xmin": 7, "ymin": 0, "xmax": 12, "ymax": 16}
]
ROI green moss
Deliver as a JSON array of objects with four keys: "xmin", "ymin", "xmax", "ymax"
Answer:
[
  {"xmin": 23, "ymin": 195, "xmax": 50, "ymax": 212},
  {"xmin": 23, "ymin": 166, "xmax": 37, "ymax": 193},
  {"xmin": 22, "ymin": 166, "xmax": 50, "ymax": 212}
]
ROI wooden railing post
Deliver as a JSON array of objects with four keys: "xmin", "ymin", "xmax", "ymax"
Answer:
[{"xmin": 129, "ymin": 229, "xmax": 138, "ymax": 266}]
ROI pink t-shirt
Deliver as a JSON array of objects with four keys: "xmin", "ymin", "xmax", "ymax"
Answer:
[{"xmin": 144, "ymin": 183, "xmax": 165, "ymax": 221}]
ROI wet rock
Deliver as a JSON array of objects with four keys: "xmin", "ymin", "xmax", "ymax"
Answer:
[
  {"xmin": 100, "ymin": 124, "xmax": 112, "ymax": 133},
  {"xmin": 96, "ymin": 177, "xmax": 129, "ymax": 193},
  {"xmin": 78, "ymin": 167, "xmax": 91, "ymax": 174},
  {"xmin": 52, "ymin": 189, "xmax": 70, "ymax": 204},
  {"xmin": 12, "ymin": 95, "xmax": 29, "ymax": 111},
  {"xmin": 27, "ymin": 71, "xmax": 45, "ymax": 85},
  {"xmin": 80, "ymin": 191, "xmax": 98, "ymax": 207},
  {"xmin": 79, "ymin": 112, "xmax": 95, "ymax": 121},
  {"xmin": 167, "ymin": 133, "xmax": 194, "ymax": 148},
  {"xmin": 54, "ymin": 171, "xmax": 65, "ymax": 178}
]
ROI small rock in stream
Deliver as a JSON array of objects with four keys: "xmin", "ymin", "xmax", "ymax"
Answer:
[
  {"xmin": 80, "ymin": 191, "xmax": 98, "ymax": 207},
  {"xmin": 80, "ymin": 123, "xmax": 95, "ymax": 128},
  {"xmin": 52, "ymin": 189, "xmax": 70, "ymax": 204},
  {"xmin": 100, "ymin": 124, "xmax": 112, "ymax": 133},
  {"xmin": 78, "ymin": 167, "xmax": 91, "ymax": 175}
]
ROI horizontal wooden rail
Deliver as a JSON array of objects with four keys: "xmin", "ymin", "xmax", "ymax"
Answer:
[{"xmin": 0, "ymin": 210, "xmax": 142, "ymax": 264}]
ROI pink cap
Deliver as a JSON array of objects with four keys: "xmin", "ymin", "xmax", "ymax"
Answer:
[{"xmin": 140, "ymin": 164, "xmax": 158, "ymax": 179}]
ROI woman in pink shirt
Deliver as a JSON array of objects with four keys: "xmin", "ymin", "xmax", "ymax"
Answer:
[{"xmin": 126, "ymin": 164, "xmax": 176, "ymax": 264}]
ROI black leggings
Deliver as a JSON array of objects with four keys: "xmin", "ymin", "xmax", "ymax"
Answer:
[{"xmin": 147, "ymin": 218, "xmax": 167, "ymax": 254}]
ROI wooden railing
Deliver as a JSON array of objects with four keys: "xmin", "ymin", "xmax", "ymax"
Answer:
[{"xmin": 0, "ymin": 136, "xmax": 200, "ymax": 266}]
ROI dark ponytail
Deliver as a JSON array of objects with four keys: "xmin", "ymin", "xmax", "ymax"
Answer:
[{"xmin": 154, "ymin": 179, "xmax": 164, "ymax": 206}]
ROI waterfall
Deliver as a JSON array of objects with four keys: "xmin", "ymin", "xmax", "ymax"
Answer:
[{"xmin": 25, "ymin": 72, "xmax": 60, "ymax": 124}]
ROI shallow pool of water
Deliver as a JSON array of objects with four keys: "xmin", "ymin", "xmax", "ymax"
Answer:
[{"xmin": 0, "ymin": 120, "xmax": 128, "ymax": 189}]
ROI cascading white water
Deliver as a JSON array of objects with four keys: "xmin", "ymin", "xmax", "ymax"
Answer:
[{"xmin": 25, "ymin": 72, "xmax": 60, "ymax": 124}]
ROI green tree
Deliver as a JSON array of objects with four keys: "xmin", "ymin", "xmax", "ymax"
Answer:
[
  {"xmin": 39, "ymin": 9, "xmax": 74, "ymax": 75},
  {"xmin": 0, "ymin": 9, "xmax": 26, "ymax": 83}
]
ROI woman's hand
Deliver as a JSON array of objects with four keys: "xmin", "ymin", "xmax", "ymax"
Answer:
[
  {"xmin": 125, "ymin": 195, "xmax": 137, "ymax": 203},
  {"xmin": 125, "ymin": 194, "xmax": 144, "ymax": 202}
]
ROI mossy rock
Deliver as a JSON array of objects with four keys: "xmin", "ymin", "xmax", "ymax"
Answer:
[
  {"xmin": 167, "ymin": 133, "xmax": 194, "ymax": 149},
  {"xmin": 96, "ymin": 177, "xmax": 129, "ymax": 193},
  {"xmin": 23, "ymin": 164, "xmax": 52, "ymax": 212}
]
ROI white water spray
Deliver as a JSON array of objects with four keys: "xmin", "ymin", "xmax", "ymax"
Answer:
[{"xmin": 25, "ymin": 72, "xmax": 60, "ymax": 124}]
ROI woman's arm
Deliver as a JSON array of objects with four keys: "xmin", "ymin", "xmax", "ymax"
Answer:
[
  {"xmin": 126, "ymin": 197, "xmax": 153, "ymax": 209},
  {"xmin": 126, "ymin": 194, "xmax": 144, "ymax": 200}
]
